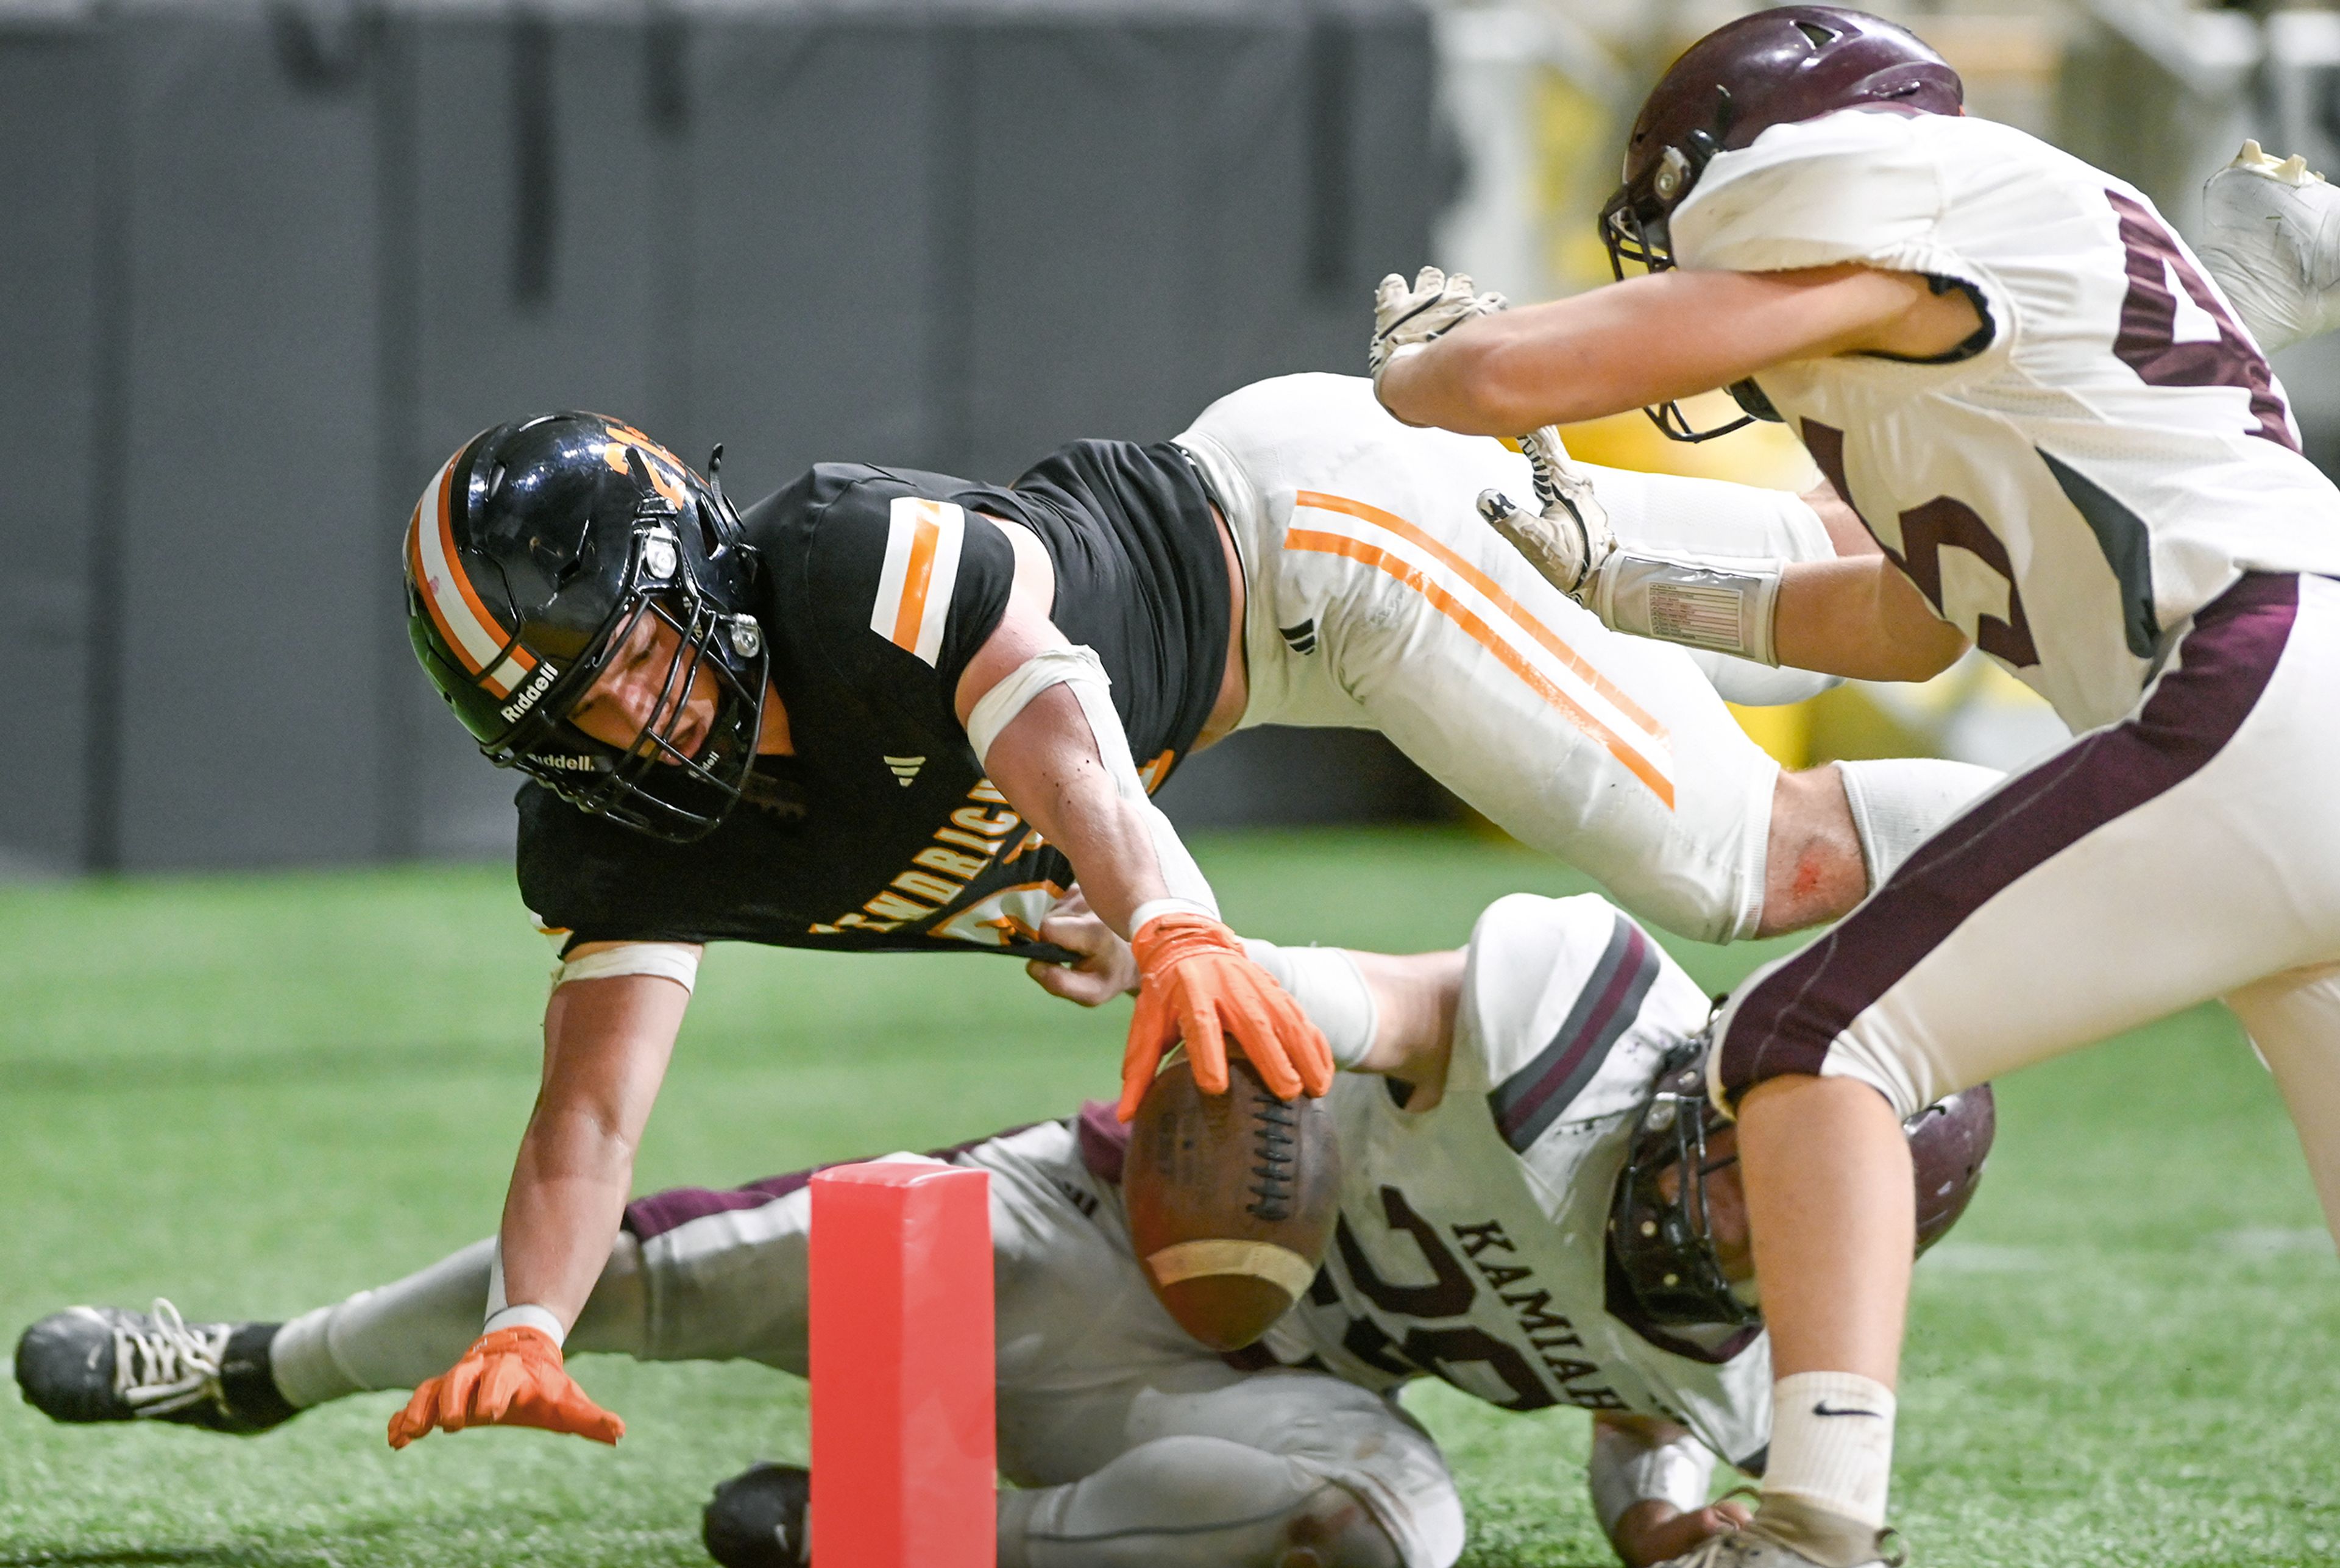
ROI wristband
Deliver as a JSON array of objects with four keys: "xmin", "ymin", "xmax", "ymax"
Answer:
[
  {"xmin": 1588, "ymin": 1421, "xmax": 1717, "ymax": 1538},
  {"xmin": 1239, "ymin": 938, "xmax": 1377, "ymax": 1070},
  {"xmin": 482, "ymin": 1304, "xmax": 567, "ymax": 1347},
  {"xmin": 1591, "ymin": 550, "xmax": 1783, "ymax": 666},
  {"xmin": 1130, "ymin": 898, "xmax": 1215, "ymax": 934}
]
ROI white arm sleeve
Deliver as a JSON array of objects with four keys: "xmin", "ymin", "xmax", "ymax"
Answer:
[
  {"xmin": 550, "ymin": 942, "xmax": 701, "ymax": 996},
  {"xmin": 1238, "ymin": 938, "xmax": 1376, "ymax": 1068},
  {"xmin": 1589, "ymin": 1420, "xmax": 1718, "ymax": 1539},
  {"xmin": 962, "ymin": 644, "xmax": 1218, "ymax": 921}
]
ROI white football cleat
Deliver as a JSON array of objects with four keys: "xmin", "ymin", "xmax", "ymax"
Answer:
[{"xmin": 2199, "ymin": 140, "xmax": 2340, "ymax": 353}]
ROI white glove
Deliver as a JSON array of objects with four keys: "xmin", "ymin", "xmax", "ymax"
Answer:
[
  {"xmin": 1475, "ymin": 428, "xmax": 1617, "ymax": 598},
  {"xmin": 1370, "ymin": 266, "xmax": 1507, "ymax": 388},
  {"xmin": 2199, "ymin": 140, "xmax": 2340, "ymax": 353}
]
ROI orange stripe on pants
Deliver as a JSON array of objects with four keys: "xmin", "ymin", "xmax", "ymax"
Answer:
[
  {"xmin": 1293, "ymin": 489, "xmax": 1665, "ymax": 740},
  {"xmin": 1285, "ymin": 527, "xmax": 1675, "ymax": 808}
]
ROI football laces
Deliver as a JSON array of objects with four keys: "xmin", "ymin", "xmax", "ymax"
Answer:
[{"xmin": 110, "ymin": 1299, "xmax": 232, "ymax": 1419}]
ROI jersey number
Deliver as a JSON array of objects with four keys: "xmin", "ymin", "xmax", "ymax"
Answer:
[
  {"xmin": 1803, "ymin": 421, "xmax": 2041, "ymax": 667},
  {"xmin": 2106, "ymin": 190, "xmax": 2298, "ymax": 452}
]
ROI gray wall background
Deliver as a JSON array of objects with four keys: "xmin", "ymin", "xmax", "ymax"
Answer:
[{"xmin": 0, "ymin": 0, "xmax": 1448, "ymax": 873}]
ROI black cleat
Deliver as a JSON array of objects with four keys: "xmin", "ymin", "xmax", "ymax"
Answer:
[
  {"xmin": 15, "ymin": 1300, "xmax": 296, "ymax": 1434},
  {"xmin": 703, "ymin": 1461, "xmax": 811, "ymax": 1567}
]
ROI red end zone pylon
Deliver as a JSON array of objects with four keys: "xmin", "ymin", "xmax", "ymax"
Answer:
[{"xmin": 810, "ymin": 1160, "xmax": 995, "ymax": 1568}]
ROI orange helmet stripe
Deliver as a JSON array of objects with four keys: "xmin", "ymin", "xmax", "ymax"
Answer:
[{"xmin": 406, "ymin": 450, "xmax": 537, "ymax": 698}]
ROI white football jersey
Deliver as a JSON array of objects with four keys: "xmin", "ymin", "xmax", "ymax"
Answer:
[
  {"xmin": 1671, "ymin": 109, "xmax": 2340, "ymax": 732},
  {"xmin": 1258, "ymin": 893, "xmax": 1772, "ymax": 1469}
]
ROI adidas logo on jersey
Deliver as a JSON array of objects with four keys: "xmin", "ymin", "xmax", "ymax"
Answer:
[
  {"xmin": 1279, "ymin": 619, "xmax": 1317, "ymax": 655},
  {"xmin": 884, "ymin": 756, "xmax": 926, "ymax": 787}
]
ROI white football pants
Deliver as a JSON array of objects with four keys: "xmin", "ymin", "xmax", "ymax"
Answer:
[
  {"xmin": 1176, "ymin": 374, "xmax": 1840, "ymax": 944},
  {"xmin": 1712, "ymin": 573, "xmax": 2340, "ymax": 1252},
  {"xmin": 269, "ymin": 1119, "xmax": 1463, "ymax": 1568}
]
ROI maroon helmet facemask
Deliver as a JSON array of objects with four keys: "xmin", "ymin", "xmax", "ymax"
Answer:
[{"xmin": 1600, "ymin": 6, "xmax": 1964, "ymax": 441}]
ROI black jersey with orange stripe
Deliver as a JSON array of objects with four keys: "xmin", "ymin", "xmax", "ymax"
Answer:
[{"xmin": 514, "ymin": 437, "xmax": 1231, "ymax": 959}]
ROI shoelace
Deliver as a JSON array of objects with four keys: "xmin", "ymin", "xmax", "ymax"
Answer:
[{"xmin": 112, "ymin": 1298, "xmax": 231, "ymax": 1419}]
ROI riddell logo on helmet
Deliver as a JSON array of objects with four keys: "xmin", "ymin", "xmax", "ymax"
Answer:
[
  {"xmin": 534, "ymin": 753, "xmax": 598, "ymax": 773},
  {"xmin": 499, "ymin": 661, "xmax": 562, "ymax": 724}
]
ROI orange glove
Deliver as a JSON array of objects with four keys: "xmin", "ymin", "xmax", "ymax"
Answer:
[
  {"xmin": 386, "ymin": 1326, "xmax": 623, "ymax": 1449},
  {"xmin": 1118, "ymin": 912, "xmax": 1334, "ymax": 1121}
]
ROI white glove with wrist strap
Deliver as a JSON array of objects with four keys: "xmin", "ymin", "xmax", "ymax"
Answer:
[
  {"xmin": 1370, "ymin": 266, "xmax": 1507, "ymax": 391},
  {"xmin": 1478, "ymin": 483, "xmax": 1783, "ymax": 667}
]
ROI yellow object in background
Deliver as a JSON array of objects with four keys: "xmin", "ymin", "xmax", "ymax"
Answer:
[
  {"xmin": 1725, "ymin": 700, "xmax": 1814, "ymax": 770},
  {"xmin": 1560, "ymin": 394, "xmax": 1821, "ymax": 492}
]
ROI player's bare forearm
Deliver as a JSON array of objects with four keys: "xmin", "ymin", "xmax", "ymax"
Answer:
[
  {"xmin": 1773, "ymin": 555, "xmax": 1969, "ymax": 683},
  {"xmin": 1375, "ymin": 266, "xmax": 1973, "ymax": 435},
  {"xmin": 498, "ymin": 974, "xmax": 686, "ymax": 1329},
  {"xmin": 983, "ymin": 689, "xmax": 1169, "ymax": 938}
]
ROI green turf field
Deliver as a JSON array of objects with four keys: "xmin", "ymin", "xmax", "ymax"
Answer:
[{"xmin": 1, "ymin": 827, "xmax": 2333, "ymax": 1567}]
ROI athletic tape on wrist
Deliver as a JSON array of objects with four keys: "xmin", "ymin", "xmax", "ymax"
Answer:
[
  {"xmin": 1130, "ymin": 898, "xmax": 1216, "ymax": 932},
  {"xmin": 551, "ymin": 941, "xmax": 701, "ymax": 996},
  {"xmin": 962, "ymin": 644, "xmax": 1219, "ymax": 918},
  {"xmin": 1592, "ymin": 550, "xmax": 1783, "ymax": 666},
  {"xmin": 483, "ymin": 1304, "xmax": 567, "ymax": 1346},
  {"xmin": 1588, "ymin": 1422, "xmax": 1717, "ymax": 1538},
  {"xmin": 1239, "ymin": 938, "xmax": 1377, "ymax": 1069},
  {"xmin": 485, "ymin": 1247, "xmax": 567, "ymax": 1346}
]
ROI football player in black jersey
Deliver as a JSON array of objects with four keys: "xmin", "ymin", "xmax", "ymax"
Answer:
[
  {"xmin": 394, "ymin": 377, "xmax": 2001, "ymax": 1447},
  {"xmin": 398, "ymin": 412, "xmax": 1335, "ymax": 1446}
]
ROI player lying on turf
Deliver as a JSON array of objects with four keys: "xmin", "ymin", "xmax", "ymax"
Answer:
[
  {"xmin": 17, "ymin": 892, "xmax": 1990, "ymax": 1568},
  {"xmin": 390, "ymin": 381, "xmax": 2000, "ymax": 1448},
  {"xmin": 1374, "ymin": 9, "xmax": 2340, "ymax": 1567}
]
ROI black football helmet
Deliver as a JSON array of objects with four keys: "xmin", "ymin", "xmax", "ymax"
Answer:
[
  {"xmin": 1609, "ymin": 1035, "xmax": 1995, "ymax": 1328},
  {"xmin": 1599, "ymin": 7, "xmax": 1964, "ymax": 441},
  {"xmin": 403, "ymin": 411, "xmax": 769, "ymax": 842}
]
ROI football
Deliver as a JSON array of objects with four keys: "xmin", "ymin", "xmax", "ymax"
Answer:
[{"xmin": 1123, "ymin": 1053, "xmax": 1342, "ymax": 1352}]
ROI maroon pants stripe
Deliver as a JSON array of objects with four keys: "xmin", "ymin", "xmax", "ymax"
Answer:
[
  {"xmin": 622, "ymin": 1123, "xmax": 1040, "ymax": 1241},
  {"xmin": 1718, "ymin": 573, "xmax": 2300, "ymax": 1104}
]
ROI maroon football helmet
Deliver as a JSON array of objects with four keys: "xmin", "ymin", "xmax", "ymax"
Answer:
[
  {"xmin": 1602, "ymin": 6, "xmax": 1964, "ymax": 441},
  {"xmin": 1610, "ymin": 1036, "xmax": 1995, "ymax": 1327}
]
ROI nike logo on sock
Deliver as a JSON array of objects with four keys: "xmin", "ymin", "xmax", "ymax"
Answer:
[{"xmin": 1812, "ymin": 1400, "xmax": 1884, "ymax": 1418}]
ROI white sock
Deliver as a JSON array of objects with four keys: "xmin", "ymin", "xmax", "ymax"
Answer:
[
  {"xmin": 1837, "ymin": 759, "xmax": 2001, "ymax": 889},
  {"xmin": 1765, "ymin": 1371, "xmax": 1897, "ymax": 1529},
  {"xmin": 268, "ymin": 1235, "xmax": 652, "ymax": 1409},
  {"xmin": 267, "ymin": 1239, "xmax": 502, "ymax": 1408}
]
